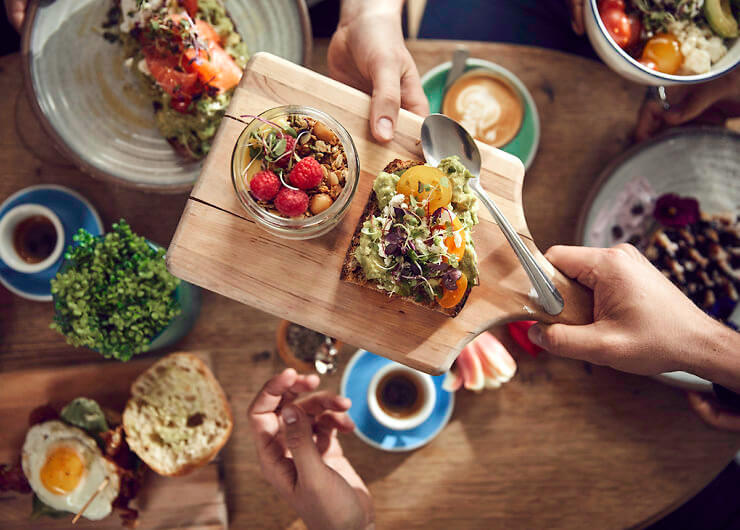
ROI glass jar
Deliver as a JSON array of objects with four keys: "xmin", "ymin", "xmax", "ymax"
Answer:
[{"xmin": 231, "ymin": 105, "xmax": 359, "ymax": 240}]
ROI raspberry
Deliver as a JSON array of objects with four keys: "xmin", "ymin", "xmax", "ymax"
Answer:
[
  {"xmin": 249, "ymin": 170, "xmax": 280, "ymax": 201},
  {"xmin": 275, "ymin": 135, "xmax": 296, "ymax": 168},
  {"xmin": 275, "ymin": 188, "xmax": 309, "ymax": 217},
  {"xmin": 288, "ymin": 156, "xmax": 324, "ymax": 190}
]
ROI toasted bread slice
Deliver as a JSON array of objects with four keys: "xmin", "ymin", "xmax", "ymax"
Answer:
[
  {"xmin": 340, "ymin": 159, "xmax": 472, "ymax": 318},
  {"xmin": 123, "ymin": 353, "xmax": 233, "ymax": 477}
]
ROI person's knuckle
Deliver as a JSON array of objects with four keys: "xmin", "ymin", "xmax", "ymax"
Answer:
[
  {"xmin": 544, "ymin": 324, "xmax": 567, "ymax": 351},
  {"xmin": 375, "ymin": 90, "xmax": 401, "ymax": 108},
  {"xmin": 284, "ymin": 430, "xmax": 303, "ymax": 450}
]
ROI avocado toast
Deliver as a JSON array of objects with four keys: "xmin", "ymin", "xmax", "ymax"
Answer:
[
  {"xmin": 341, "ymin": 157, "xmax": 480, "ymax": 317},
  {"xmin": 105, "ymin": 0, "xmax": 248, "ymax": 160}
]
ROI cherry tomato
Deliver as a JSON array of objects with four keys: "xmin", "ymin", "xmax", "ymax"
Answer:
[
  {"xmin": 170, "ymin": 95, "xmax": 193, "ymax": 113},
  {"xmin": 640, "ymin": 33, "xmax": 683, "ymax": 75},
  {"xmin": 181, "ymin": 0, "xmax": 198, "ymax": 18},
  {"xmin": 598, "ymin": 0, "xmax": 625, "ymax": 11},
  {"xmin": 625, "ymin": 12, "xmax": 643, "ymax": 50},
  {"xmin": 600, "ymin": 7, "xmax": 632, "ymax": 49},
  {"xmin": 438, "ymin": 273, "xmax": 468, "ymax": 309},
  {"xmin": 396, "ymin": 165, "xmax": 452, "ymax": 215},
  {"xmin": 433, "ymin": 210, "xmax": 465, "ymax": 261}
]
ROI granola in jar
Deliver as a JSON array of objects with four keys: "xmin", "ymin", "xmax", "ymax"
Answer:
[{"xmin": 241, "ymin": 114, "xmax": 350, "ymax": 218}]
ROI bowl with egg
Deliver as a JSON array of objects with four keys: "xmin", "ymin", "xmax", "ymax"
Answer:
[
  {"xmin": 420, "ymin": 58, "xmax": 540, "ymax": 170},
  {"xmin": 585, "ymin": 0, "xmax": 740, "ymax": 85}
]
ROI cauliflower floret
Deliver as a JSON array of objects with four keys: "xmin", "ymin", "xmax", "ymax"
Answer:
[
  {"xmin": 681, "ymin": 48, "xmax": 712, "ymax": 75},
  {"xmin": 668, "ymin": 19, "xmax": 728, "ymax": 75}
]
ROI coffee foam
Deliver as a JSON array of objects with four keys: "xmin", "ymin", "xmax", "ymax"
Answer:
[{"xmin": 442, "ymin": 71, "xmax": 524, "ymax": 148}]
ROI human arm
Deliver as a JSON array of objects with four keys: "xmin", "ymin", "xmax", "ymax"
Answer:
[
  {"xmin": 4, "ymin": 0, "xmax": 26, "ymax": 31},
  {"xmin": 527, "ymin": 244, "xmax": 740, "ymax": 393},
  {"xmin": 327, "ymin": 0, "xmax": 429, "ymax": 142},
  {"xmin": 247, "ymin": 369, "xmax": 374, "ymax": 530},
  {"xmin": 634, "ymin": 68, "xmax": 740, "ymax": 142}
]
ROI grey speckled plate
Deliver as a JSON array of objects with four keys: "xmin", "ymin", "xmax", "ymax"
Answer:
[
  {"xmin": 22, "ymin": 0, "xmax": 311, "ymax": 192},
  {"xmin": 577, "ymin": 127, "xmax": 740, "ymax": 392}
]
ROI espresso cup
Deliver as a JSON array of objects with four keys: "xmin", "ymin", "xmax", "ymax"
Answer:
[
  {"xmin": 0, "ymin": 204, "xmax": 65, "ymax": 274},
  {"xmin": 367, "ymin": 363, "xmax": 436, "ymax": 431}
]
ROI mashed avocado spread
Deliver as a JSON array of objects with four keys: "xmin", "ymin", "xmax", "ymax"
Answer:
[{"xmin": 354, "ymin": 156, "xmax": 479, "ymax": 302}]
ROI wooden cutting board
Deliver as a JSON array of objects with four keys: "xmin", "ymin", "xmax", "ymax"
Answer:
[
  {"xmin": 0, "ymin": 354, "xmax": 228, "ymax": 529},
  {"xmin": 167, "ymin": 52, "xmax": 593, "ymax": 374}
]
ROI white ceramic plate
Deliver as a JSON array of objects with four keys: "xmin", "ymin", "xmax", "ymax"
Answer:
[
  {"xmin": 577, "ymin": 127, "xmax": 740, "ymax": 391},
  {"xmin": 22, "ymin": 0, "xmax": 310, "ymax": 192}
]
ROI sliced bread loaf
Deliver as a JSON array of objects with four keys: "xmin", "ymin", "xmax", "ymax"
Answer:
[{"xmin": 123, "ymin": 353, "xmax": 233, "ymax": 477}]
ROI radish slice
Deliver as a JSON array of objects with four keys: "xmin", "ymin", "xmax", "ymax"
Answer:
[
  {"xmin": 483, "ymin": 375, "xmax": 502, "ymax": 389},
  {"xmin": 457, "ymin": 347, "xmax": 485, "ymax": 392},
  {"xmin": 474, "ymin": 332, "xmax": 517, "ymax": 382},
  {"xmin": 443, "ymin": 365, "xmax": 463, "ymax": 392}
]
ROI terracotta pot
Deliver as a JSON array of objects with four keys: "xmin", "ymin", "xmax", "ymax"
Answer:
[{"xmin": 275, "ymin": 320, "xmax": 342, "ymax": 374}]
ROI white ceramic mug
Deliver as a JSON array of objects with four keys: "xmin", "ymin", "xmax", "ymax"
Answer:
[
  {"xmin": 0, "ymin": 204, "xmax": 64, "ymax": 274},
  {"xmin": 367, "ymin": 363, "xmax": 436, "ymax": 431}
]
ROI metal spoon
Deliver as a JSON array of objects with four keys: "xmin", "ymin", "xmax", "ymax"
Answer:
[
  {"xmin": 444, "ymin": 47, "xmax": 469, "ymax": 94},
  {"xmin": 421, "ymin": 113, "xmax": 565, "ymax": 316}
]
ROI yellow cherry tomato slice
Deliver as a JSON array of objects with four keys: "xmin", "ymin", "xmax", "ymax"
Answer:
[
  {"xmin": 396, "ymin": 165, "xmax": 452, "ymax": 215},
  {"xmin": 438, "ymin": 273, "xmax": 468, "ymax": 308},
  {"xmin": 640, "ymin": 33, "xmax": 683, "ymax": 75},
  {"xmin": 433, "ymin": 210, "xmax": 465, "ymax": 261}
]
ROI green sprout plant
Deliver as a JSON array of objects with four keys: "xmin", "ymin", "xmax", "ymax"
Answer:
[{"xmin": 51, "ymin": 220, "xmax": 181, "ymax": 361}]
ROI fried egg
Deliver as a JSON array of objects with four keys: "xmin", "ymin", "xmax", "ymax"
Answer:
[{"xmin": 22, "ymin": 420, "xmax": 120, "ymax": 521}]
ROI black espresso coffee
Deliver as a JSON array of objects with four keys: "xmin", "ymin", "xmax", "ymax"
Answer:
[
  {"xmin": 13, "ymin": 215, "xmax": 57, "ymax": 264},
  {"xmin": 376, "ymin": 370, "xmax": 426, "ymax": 419}
]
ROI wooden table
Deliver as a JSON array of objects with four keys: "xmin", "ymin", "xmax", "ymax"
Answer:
[{"xmin": 1, "ymin": 40, "xmax": 738, "ymax": 529}]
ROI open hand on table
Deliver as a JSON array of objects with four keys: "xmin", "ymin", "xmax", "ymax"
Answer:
[
  {"xmin": 248, "ymin": 369, "xmax": 374, "ymax": 530},
  {"xmin": 634, "ymin": 68, "xmax": 740, "ymax": 142},
  {"xmin": 528, "ymin": 244, "xmax": 740, "ymax": 391},
  {"xmin": 4, "ymin": 0, "xmax": 26, "ymax": 31},
  {"xmin": 327, "ymin": 0, "xmax": 428, "ymax": 143}
]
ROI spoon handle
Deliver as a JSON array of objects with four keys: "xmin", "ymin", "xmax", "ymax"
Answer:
[{"xmin": 471, "ymin": 181, "xmax": 565, "ymax": 316}]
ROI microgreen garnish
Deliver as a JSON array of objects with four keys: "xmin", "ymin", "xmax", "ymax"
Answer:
[{"xmin": 241, "ymin": 114, "xmax": 304, "ymax": 174}]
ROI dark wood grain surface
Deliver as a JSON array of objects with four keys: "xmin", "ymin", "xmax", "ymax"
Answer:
[{"xmin": 1, "ymin": 41, "xmax": 739, "ymax": 529}]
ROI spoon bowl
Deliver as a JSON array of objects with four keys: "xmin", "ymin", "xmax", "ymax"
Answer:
[{"xmin": 421, "ymin": 114, "xmax": 565, "ymax": 316}]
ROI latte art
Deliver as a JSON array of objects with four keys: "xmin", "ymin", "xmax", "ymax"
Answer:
[
  {"xmin": 455, "ymin": 84, "xmax": 503, "ymax": 144},
  {"xmin": 442, "ymin": 70, "xmax": 524, "ymax": 148}
]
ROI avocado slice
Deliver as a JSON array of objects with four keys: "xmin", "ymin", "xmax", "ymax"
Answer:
[{"xmin": 705, "ymin": 0, "xmax": 739, "ymax": 38}]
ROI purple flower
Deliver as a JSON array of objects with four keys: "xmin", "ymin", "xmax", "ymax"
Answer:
[
  {"xmin": 427, "ymin": 262, "xmax": 450, "ymax": 276},
  {"xmin": 653, "ymin": 193, "xmax": 699, "ymax": 227},
  {"xmin": 442, "ymin": 268, "xmax": 462, "ymax": 290}
]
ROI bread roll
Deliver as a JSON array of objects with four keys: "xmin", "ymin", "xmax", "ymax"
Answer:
[{"xmin": 123, "ymin": 353, "xmax": 233, "ymax": 476}]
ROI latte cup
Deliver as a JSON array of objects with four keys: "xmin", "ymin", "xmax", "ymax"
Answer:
[
  {"xmin": 367, "ymin": 363, "xmax": 436, "ymax": 431},
  {"xmin": 0, "ymin": 204, "xmax": 65, "ymax": 274}
]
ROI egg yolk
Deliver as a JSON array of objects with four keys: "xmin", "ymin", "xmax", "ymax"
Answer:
[{"xmin": 40, "ymin": 446, "xmax": 85, "ymax": 495}]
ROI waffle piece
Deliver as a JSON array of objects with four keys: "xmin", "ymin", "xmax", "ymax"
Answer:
[{"xmin": 644, "ymin": 212, "xmax": 740, "ymax": 324}]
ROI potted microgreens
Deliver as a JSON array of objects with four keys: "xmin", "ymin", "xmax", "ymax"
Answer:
[{"xmin": 50, "ymin": 220, "xmax": 200, "ymax": 361}]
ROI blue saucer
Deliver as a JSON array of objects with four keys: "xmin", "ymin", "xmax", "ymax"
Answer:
[
  {"xmin": 340, "ymin": 350, "xmax": 455, "ymax": 452},
  {"xmin": 0, "ymin": 185, "xmax": 103, "ymax": 301}
]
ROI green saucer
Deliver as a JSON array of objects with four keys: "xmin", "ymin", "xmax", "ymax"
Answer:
[{"xmin": 420, "ymin": 59, "xmax": 540, "ymax": 169}]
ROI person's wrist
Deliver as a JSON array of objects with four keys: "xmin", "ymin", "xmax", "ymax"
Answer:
[
  {"xmin": 678, "ymin": 316, "xmax": 740, "ymax": 392},
  {"xmin": 339, "ymin": 0, "xmax": 404, "ymax": 25}
]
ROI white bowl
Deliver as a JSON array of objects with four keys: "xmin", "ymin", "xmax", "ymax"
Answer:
[
  {"xmin": 0, "ymin": 204, "xmax": 65, "ymax": 274},
  {"xmin": 584, "ymin": 0, "xmax": 740, "ymax": 85}
]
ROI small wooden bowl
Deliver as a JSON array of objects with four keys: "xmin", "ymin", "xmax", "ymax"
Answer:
[{"xmin": 276, "ymin": 320, "xmax": 342, "ymax": 374}]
